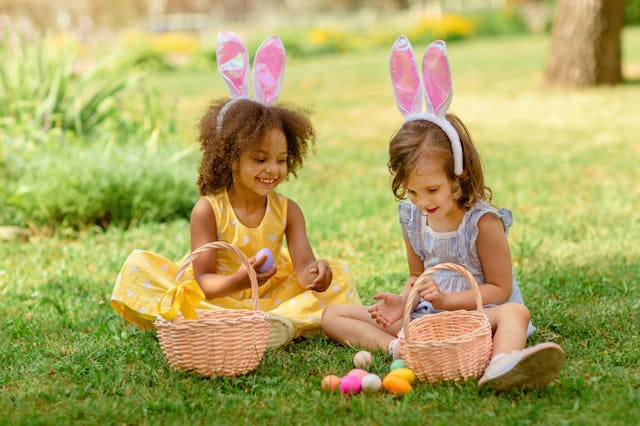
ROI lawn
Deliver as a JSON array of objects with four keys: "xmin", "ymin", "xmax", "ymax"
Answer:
[{"xmin": 1, "ymin": 29, "xmax": 639, "ymax": 425}]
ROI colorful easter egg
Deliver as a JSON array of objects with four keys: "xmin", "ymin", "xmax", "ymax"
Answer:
[
  {"xmin": 353, "ymin": 350, "xmax": 373, "ymax": 369},
  {"xmin": 347, "ymin": 368, "xmax": 369, "ymax": 380},
  {"xmin": 321, "ymin": 374, "xmax": 341, "ymax": 393},
  {"xmin": 339, "ymin": 374, "xmax": 362, "ymax": 394},
  {"xmin": 382, "ymin": 374, "xmax": 412, "ymax": 396},
  {"xmin": 360, "ymin": 373, "xmax": 382, "ymax": 392},
  {"xmin": 255, "ymin": 248, "xmax": 274, "ymax": 273},
  {"xmin": 389, "ymin": 359, "xmax": 406, "ymax": 371},
  {"xmin": 388, "ymin": 367, "xmax": 416, "ymax": 384}
]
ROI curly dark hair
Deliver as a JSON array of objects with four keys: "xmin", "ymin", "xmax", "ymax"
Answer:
[
  {"xmin": 196, "ymin": 98, "xmax": 316, "ymax": 196},
  {"xmin": 387, "ymin": 114, "xmax": 492, "ymax": 211}
]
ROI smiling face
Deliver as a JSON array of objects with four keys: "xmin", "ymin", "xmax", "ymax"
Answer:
[
  {"xmin": 405, "ymin": 152, "xmax": 464, "ymax": 231},
  {"xmin": 231, "ymin": 127, "xmax": 288, "ymax": 197}
]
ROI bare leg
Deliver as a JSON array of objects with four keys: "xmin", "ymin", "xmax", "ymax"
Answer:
[
  {"xmin": 321, "ymin": 304, "xmax": 402, "ymax": 352},
  {"xmin": 485, "ymin": 303, "xmax": 530, "ymax": 355}
]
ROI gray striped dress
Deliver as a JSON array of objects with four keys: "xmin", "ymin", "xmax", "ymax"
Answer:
[{"xmin": 398, "ymin": 200, "xmax": 535, "ymax": 337}]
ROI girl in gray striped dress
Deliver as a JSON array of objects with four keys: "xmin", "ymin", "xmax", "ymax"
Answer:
[{"xmin": 322, "ymin": 115, "xmax": 565, "ymax": 392}]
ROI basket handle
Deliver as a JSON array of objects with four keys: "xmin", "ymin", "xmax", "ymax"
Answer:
[
  {"xmin": 401, "ymin": 263, "xmax": 484, "ymax": 344},
  {"xmin": 157, "ymin": 241, "xmax": 260, "ymax": 321},
  {"xmin": 176, "ymin": 241, "xmax": 260, "ymax": 311}
]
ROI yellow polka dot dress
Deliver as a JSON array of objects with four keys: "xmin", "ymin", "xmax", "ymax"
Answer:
[{"xmin": 110, "ymin": 191, "xmax": 361, "ymax": 338}]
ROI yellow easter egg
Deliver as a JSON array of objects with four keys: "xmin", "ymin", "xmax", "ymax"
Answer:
[
  {"xmin": 382, "ymin": 374, "xmax": 412, "ymax": 396},
  {"xmin": 388, "ymin": 367, "xmax": 416, "ymax": 384}
]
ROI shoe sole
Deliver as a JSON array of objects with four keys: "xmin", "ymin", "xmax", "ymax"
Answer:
[
  {"xmin": 267, "ymin": 315, "xmax": 294, "ymax": 349},
  {"xmin": 479, "ymin": 342, "xmax": 565, "ymax": 392}
]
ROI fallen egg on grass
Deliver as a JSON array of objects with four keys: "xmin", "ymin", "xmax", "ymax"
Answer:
[
  {"xmin": 390, "ymin": 359, "xmax": 406, "ymax": 371},
  {"xmin": 388, "ymin": 367, "xmax": 416, "ymax": 384},
  {"xmin": 382, "ymin": 374, "xmax": 412, "ymax": 396},
  {"xmin": 360, "ymin": 373, "xmax": 382, "ymax": 392},
  {"xmin": 347, "ymin": 368, "xmax": 369, "ymax": 380},
  {"xmin": 321, "ymin": 374, "xmax": 341, "ymax": 393},
  {"xmin": 339, "ymin": 374, "xmax": 362, "ymax": 394},
  {"xmin": 353, "ymin": 350, "xmax": 373, "ymax": 369}
]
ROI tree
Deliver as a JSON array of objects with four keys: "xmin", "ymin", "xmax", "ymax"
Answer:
[{"xmin": 545, "ymin": 0, "xmax": 625, "ymax": 87}]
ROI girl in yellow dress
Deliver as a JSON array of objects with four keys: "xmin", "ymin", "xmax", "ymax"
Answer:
[{"xmin": 110, "ymin": 31, "xmax": 361, "ymax": 348}]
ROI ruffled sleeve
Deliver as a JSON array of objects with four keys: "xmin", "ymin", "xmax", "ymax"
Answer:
[
  {"xmin": 465, "ymin": 202, "xmax": 514, "ymax": 260},
  {"xmin": 497, "ymin": 207, "xmax": 513, "ymax": 234},
  {"xmin": 397, "ymin": 201, "xmax": 424, "ymax": 259}
]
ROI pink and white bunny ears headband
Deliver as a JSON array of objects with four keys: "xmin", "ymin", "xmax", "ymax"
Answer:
[
  {"xmin": 216, "ymin": 30, "xmax": 286, "ymax": 132},
  {"xmin": 390, "ymin": 36, "xmax": 463, "ymax": 176}
]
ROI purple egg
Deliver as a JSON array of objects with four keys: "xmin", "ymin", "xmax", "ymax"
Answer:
[{"xmin": 255, "ymin": 248, "xmax": 274, "ymax": 273}]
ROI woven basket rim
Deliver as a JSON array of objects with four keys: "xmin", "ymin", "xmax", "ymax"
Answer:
[{"xmin": 155, "ymin": 309, "xmax": 270, "ymax": 328}]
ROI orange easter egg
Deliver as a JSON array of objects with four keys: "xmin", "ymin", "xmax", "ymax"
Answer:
[
  {"xmin": 382, "ymin": 374, "xmax": 412, "ymax": 396},
  {"xmin": 321, "ymin": 375, "xmax": 341, "ymax": 393}
]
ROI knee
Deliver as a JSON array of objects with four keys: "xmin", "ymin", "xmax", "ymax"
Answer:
[
  {"xmin": 321, "ymin": 305, "xmax": 339, "ymax": 327},
  {"xmin": 500, "ymin": 302, "xmax": 530, "ymax": 324}
]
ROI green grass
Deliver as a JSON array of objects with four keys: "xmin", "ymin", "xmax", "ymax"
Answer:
[{"xmin": 1, "ymin": 29, "xmax": 640, "ymax": 425}]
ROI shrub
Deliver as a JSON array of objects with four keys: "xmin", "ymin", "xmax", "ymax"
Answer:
[
  {"xmin": 469, "ymin": 9, "xmax": 530, "ymax": 37},
  {"xmin": 0, "ymin": 20, "xmax": 185, "ymax": 232},
  {"xmin": 1, "ymin": 134, "xmax": 198, "ymax": 230},
  {"xmin": 0, "ymin": 21, "xmax": 175, "ymax": 142},
  {"xmin": 408, "ymin": 14, "xmax": 475, "ymax": 44}
]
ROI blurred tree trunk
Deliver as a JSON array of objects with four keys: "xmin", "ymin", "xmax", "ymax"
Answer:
[{"xmin": 545, "ymin": 0, "xmax": 624, "ymax": 86}]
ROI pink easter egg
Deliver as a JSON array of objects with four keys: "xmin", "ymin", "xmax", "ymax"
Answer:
[
  {"xmin": 339, "ymin": 375, "xmax": 361, "ymax": 394},
  {"xmin": 347, "ymin": 368, "xmax": 369, "ymax": 380}
]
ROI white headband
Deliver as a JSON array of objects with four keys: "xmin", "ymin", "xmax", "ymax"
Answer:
[
  {"xmin": 389, "ymin": 36, "xmax": 463, "ymax": 176},
  {"xmin": 215, "ymin": 30, "xmax": 286, "ymax": 133}
]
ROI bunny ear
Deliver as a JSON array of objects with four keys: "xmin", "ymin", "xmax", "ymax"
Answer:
[
  {"xmin": 421, "ymin": 40, "xmax": 453, "ymax": 117},
  {"xmin": 216, "ymin": 30, "xmax": 249, "ymax": 99},
  {"xmin": 252, "ymin": 35, "xmax": 285, "ymax": 105},
  {"xmin": 389, "ymin": 35, "xmax": 422, "ymax": 118}
]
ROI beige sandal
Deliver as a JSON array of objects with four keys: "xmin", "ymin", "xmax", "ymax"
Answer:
[
  {"xmin": 267, "ymin": 314, "xmax": 294, "ymax": 349},
  {"xmin": 478, "ymin": 342, "xmax": 565, "ymax": 392}
]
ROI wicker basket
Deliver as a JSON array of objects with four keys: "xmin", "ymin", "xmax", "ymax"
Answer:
[
  {"xmin": 154, "ymin": 241, "xmax": 270, "ymax": 377},
  {"xmin": 397, "ymin": 263, "xmax": 492, "ymax": 383}
]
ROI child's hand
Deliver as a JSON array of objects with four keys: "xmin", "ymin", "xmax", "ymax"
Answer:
[
  {"xmin": 415, "ymin": 275, "xmax": 446, "ymax": 310},
  {"xmin": 306, "ymin": 260, "xmax": 332, "ymax": 292},
  {"xmin": 369, "ymin": 293, "xmax": 404, "ymax": 328},
  {"xmin": 248, "ymin": 255, "xmax": 277, "ymax": 286}
]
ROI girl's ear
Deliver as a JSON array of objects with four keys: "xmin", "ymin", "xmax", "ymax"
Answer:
[
  {"xmin": 252, "ymin": 35, "xmax": 286, "ymax": 105},
  {"xmin": 216, "ymin": 30, "xmax": 250, "ymax": 99},
  {"xmin": 389, "ymin": 35, "xmax": 422, "ymax": 118},
  {"xmin": 421, "ymin": 40, "xmax": 453, "ymax": 117}
]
